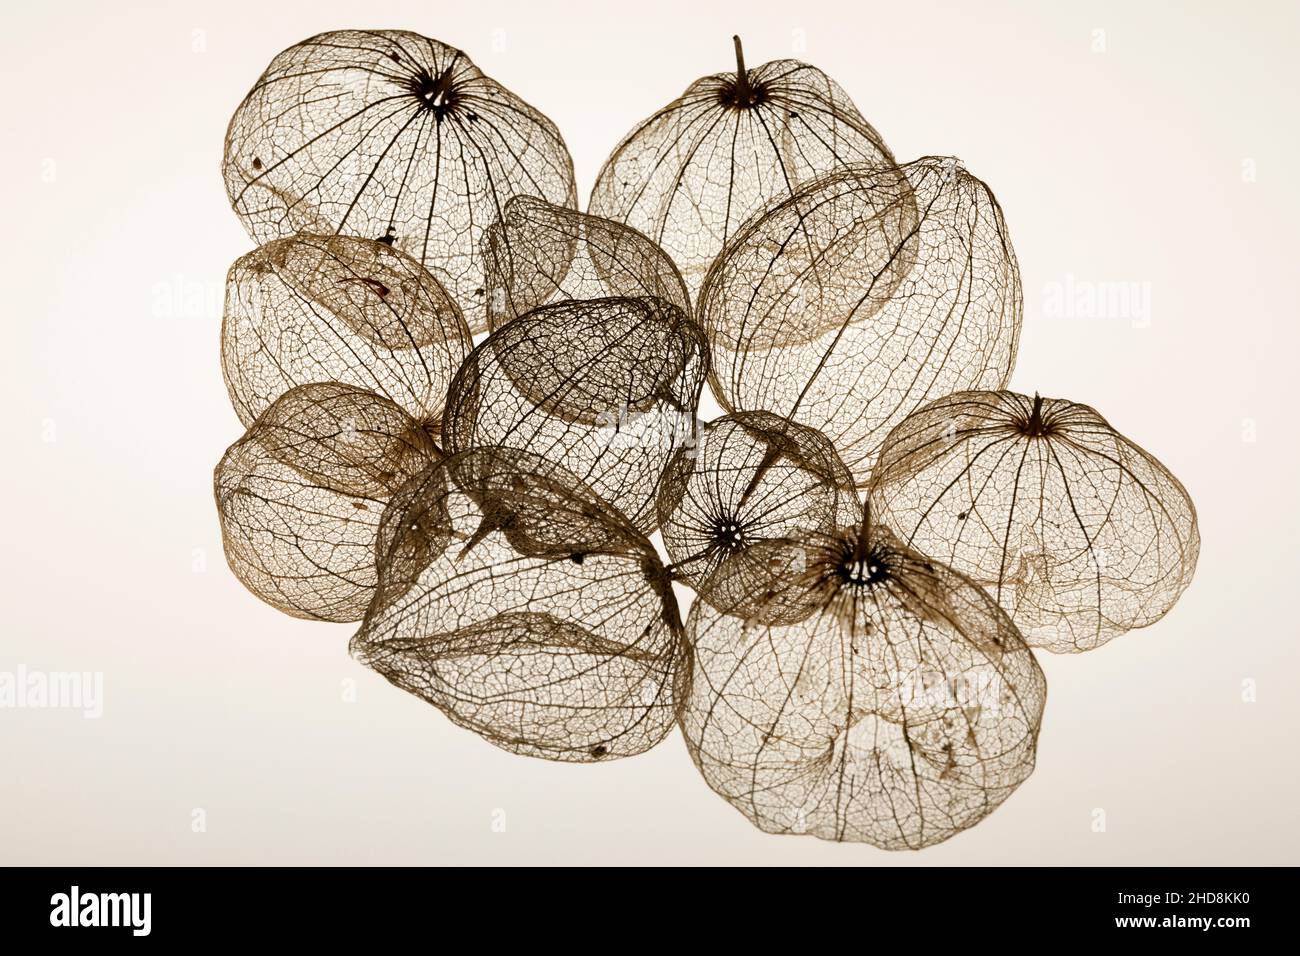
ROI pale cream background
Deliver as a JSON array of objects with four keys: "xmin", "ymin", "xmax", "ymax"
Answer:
[{"xmin": 1, "ymin": 0, "xmax": 1296, "ymax": 865}]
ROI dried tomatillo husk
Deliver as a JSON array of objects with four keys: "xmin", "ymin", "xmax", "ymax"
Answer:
[
  {"xmin": 483, "ymin": 195, "xmax": 690, "ymax": 330},
  {"xmin": 681, "ymin": 519, "xmax": 1046, "ymax": 848},
  {"xmin": 867, "ymin": 390, "xmax": 1200, "ymax": 652},
  {"xmin": 442, "ymin": 296, "xmax": 709, "ymax": 533},
  {"xmin": 223, "ymin": 29, "xmax": 577, "ymax": 332},
  {"xmin": 590, "ymin": 37, "xmax": 895, "ymax": 298},
  {"xmin": 701, "ymin": 157, "xmax": 1022, "ymax": 485},
  {"xmin": 657, "ymin": 411, "xmax": 859, "ymax": 609},
  {"xmin": 221, "ymin": 234, "xmax": 471, "ymax": 426},
  {"xmin": 214, "ymin": 383, "xmax": 440, "ymax": 622},
  {"xmin": 353, "ymin": 446, "xmax": 687, "ymax": 761}
]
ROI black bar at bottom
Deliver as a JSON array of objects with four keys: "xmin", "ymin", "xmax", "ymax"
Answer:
[{"xmin": 0, "ymin": 866, "xmax": 1278, "ymax": 943}]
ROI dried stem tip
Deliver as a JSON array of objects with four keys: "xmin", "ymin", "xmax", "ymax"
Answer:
[
  {"xmin": 731, "ymin": 36, "xmax": 754, "ymax": 105},
  {"xmin": 1026, "ymin": 392, "xmax": 1046, "ymax": 435},
  {"xmin": 416, "ymin": 66, "xmax": 457, "ymax": 113}
]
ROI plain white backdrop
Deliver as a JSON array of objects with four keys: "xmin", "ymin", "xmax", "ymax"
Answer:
[{"xmin": 1, "ymin": 0, "xmax": 1297, "ymax": 864}]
